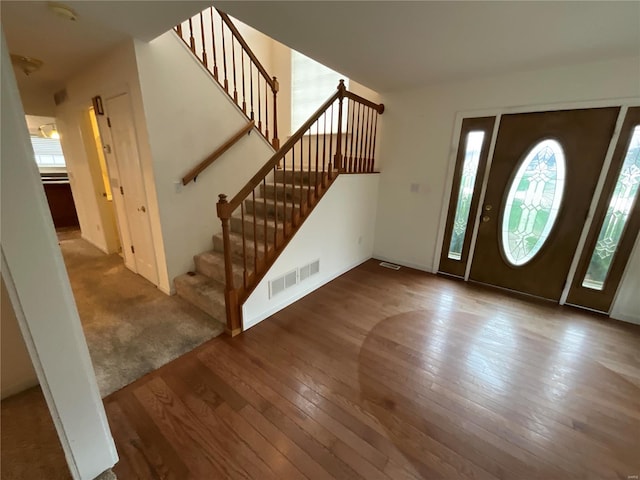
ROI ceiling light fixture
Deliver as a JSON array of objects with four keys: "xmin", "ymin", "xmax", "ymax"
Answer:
[
  {"xmin": 48, "ymin": 2, "xmax": 78, "ymax": 21},
  {"xmin": 10, "ymin": 54, "xmax": 44, "ymax": 76},
  {"xmin": 39, "ymin": 123, "xmax": 60, "ymax": 139}
]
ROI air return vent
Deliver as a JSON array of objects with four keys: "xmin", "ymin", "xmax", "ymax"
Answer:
[
  {"xmin": 299, "ymin": 259, "xmax": 320, "ymax": 282},
  {"xmin": 269, "ymin": 269, "xmax": 298, "ymax": 298},
  {"xmin": 268, "ymin": 260, "xmax": 321, "ymax": 298}
]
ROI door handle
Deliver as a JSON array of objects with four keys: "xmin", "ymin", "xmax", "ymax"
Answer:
[
  {"xmin": 482, "ymin": 215, "xmax": 491, "ymax": 223},
  {"xmin": 484, "ymin": 205, "xmax": 493, "ymax": 211},
  {"xmin": 139, "ymin": 206, "xmax": 146, "ymax": 213}
]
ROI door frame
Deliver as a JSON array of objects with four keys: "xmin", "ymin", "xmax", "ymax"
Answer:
[{"xmin": 435, "ymin": 97, "xmax": 640, "ymax": 310}]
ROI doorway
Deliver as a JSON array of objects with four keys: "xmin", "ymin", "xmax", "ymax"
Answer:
[{"xmin": 440, "ymin": 105, "xmax": 639, "ymax": 312}]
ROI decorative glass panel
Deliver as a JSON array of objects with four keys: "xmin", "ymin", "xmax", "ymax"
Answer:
[
  {"xmin": 582, "ymin": 126, "xmax": 640, "ymax": 290},
  {"xmin": 502, "ymin": 139, "xmax": 566, "ymax": 266},
  {"xmin": 448, "ymin": 131, "xmax": 485, "ymax": 260}
]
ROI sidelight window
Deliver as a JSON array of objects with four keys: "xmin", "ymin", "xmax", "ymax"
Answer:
[
  {"xmin": 447, "ymin": 131, "xmax": 485, "ymax": 260},
  {"xmin": 582, "ymin": 126, "xmax": 640, "ymax": 290}
]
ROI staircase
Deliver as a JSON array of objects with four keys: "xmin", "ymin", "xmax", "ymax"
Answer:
[
  {"xmin": 174, "ymin": 170, "xmax": 325, "ymax": 322},
  {"xmin": 172, "ymin": 8, "xmax": 384, "ymax": 335}
]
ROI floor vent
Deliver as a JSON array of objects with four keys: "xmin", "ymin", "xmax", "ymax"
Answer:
[
  {"xmin": 269, "ymin": 269, "xmax": 298, "ymax": 298},
  {"xmin": 379, "ymin": 261, "xmax": 401, "ymax": 270}
]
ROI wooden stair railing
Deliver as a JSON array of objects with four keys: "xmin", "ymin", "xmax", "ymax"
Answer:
[
  {"xmin": 217, "ymin": 80, "xmax": 384, "ymax": 335},
  {"xmin": 175, "ymin": 8, "xmax": 280, "ymax": 149},
  {"xmin": 182, "ymin": 120, "xmax": 254, "ymax": 185}
]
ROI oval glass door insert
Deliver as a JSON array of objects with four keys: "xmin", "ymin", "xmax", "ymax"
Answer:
[{"xmin": 501, "ymin": 139, "xmax": 566, "ymax": 266}]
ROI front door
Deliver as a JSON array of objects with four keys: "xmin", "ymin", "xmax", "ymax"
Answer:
[{"xmin": 469, "ymin": 108, "xmax": 619, "ymax": 300}]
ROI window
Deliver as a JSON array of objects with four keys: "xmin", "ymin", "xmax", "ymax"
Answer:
[
  {"xmin": 291, "ymin": 51, "xmax": 348, "ymax": 133},
  {"xmin": 448, "ymin": 131, "xmax": 485, "ymax": 260},
  {"xmin": 30, "ymin": 136, "xmax": 66, "ymax": 170},
  {"xmin": 501, "ymin": 139, "xmax": 566, "ymax": 266},
  {"xmin": 582, "ymin": 126, "xmax": 640, "ymax": 290}
]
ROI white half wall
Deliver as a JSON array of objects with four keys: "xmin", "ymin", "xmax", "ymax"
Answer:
[
  {"xmin": 610, "ymin": 233, "xmax": 640, "ymax": 325},
  {"xmin": 243, "ymin": 173, "xmax": 379, "ymax": 329},
  {"xmin": 1, "ymin": 275, "xmax": 38, "ymax": 399},
  {"xmin": 134, "ymin": 32, "xmax": 276, "ymax": 292},
  {"xmin": 1, "ymin": 31, "xmax": 117, "ymax": 480},
  {"xmin": 373, "ymin": 55, "xmax": 640, "ymax": 321}
]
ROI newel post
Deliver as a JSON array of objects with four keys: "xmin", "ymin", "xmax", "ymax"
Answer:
[
  {"xmin": 334, "ymin": 79, "xmax": 346, "ymax": 173},
  {"xmin": 217, "ymin": 194, "xmax": 242, "ymax": 336},
  {"xmin": 272, "ymin": 76, "xmax": 280, "ymax": 150}
]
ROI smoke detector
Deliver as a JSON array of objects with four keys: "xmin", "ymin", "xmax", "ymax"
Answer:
[
  {"xmin": 48, "ymin": 2, "xmax": 78, "ymax": 21},
  {"xmin": 10, "ymin": 55, "xmax": 44, "ymax": 76}
]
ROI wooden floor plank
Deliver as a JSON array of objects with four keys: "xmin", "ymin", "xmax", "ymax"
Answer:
[{"xmin": 107, "ymin": 260, "xmax": 640, "ymax": 480}]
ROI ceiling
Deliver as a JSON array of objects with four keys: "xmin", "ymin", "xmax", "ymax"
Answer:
[
  {"xmin": 215, "ymin": 1, "xmax": 640, "ymax": 93},
  {"xmin": 1, "ymin": 1, "xmax": 211, "ymax": 115}
]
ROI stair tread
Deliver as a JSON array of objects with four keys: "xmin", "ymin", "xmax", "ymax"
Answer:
[
  {"xmin": 196, "ymin": 248, "xmax": 242, "ymax": 264},
  {"xmin": 245, "ymin": 195, "xmax": 303, "ymax": 206},
  {"xmin": 175, "ymin": 272, "xmax": 226, "ymax": 321},
  {"xmin": 215, "ymin": 231, "xmax": 268, "ymax": 251}
]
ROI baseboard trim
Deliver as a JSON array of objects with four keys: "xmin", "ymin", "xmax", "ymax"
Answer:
[{"xmin": 609, "ymin": 312, "xmax": 640, "ymax": 325}]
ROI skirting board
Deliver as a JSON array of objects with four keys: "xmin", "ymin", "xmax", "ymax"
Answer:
[
  {"xmin": 609, "ymin": 312, "xmax": 640, "ymax": 326},
  {"xmin": 243, "ymin": 256, "xmax": 371, "ymax": 330}
]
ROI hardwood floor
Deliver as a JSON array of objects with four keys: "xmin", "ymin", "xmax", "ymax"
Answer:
[{"xmin": 105, "ymin": 260, "xmax": 640, "ymax": 479}]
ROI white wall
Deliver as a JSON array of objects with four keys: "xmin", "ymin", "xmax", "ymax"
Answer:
[
  {"xmin": 243, "ymin": 173, "xmax": 379, "ymax": 329},
  {"xmin": 134, "ymin": 32, "xmax": 276, "ymax": 292},
  {"xmin": 1, "ymin": 31, "xmax": 117, "ymax": 479},
  {"xmin": 231, "ymin": 16, "xmax": 381, "ymax": 138},
  {"xmin": 57, "ymin": 39, "xmax": 167, "ymax": 285},
  {"xmin": 611, "ymin": 234, "xmax": 640, "ymax": 324},
  {"xmin": 1, "ymin": 275, "xmax": 38, "ymax": 399},
  {"xmin": 373, "ymin": 55, "xmax": 640, "ymax": 319}
]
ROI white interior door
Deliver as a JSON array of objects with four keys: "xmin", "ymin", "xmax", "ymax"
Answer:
[{"xmin": 105, "ymin": 93, "xmax": 159, "ymax": 285}]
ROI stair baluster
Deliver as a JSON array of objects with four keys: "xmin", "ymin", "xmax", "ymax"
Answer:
[{"xmin": 176, "ymin": 8, "xmax": 280, "ymax": 149}]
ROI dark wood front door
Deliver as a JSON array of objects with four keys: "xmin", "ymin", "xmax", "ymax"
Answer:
[{"xmin": 469, "ymin": 108, "xmax": 619, "ymax": 300}]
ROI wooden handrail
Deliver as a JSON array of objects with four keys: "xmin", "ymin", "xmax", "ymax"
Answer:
[
  {"xmin": 217, "ymin": 11, "xmax": 277, "ymax": 93},
  {"xmin": 345, "ymin": 91, "xmax": 385, "ymax": 114},
  {"xmin": 218, "ymin": 89, "xmax": 343, "ymax": 218},
  {"xmin": 217, "ymin": 81, "xmax": 384, "ymax": 334},
  {"xmin": 182, "ymin": 120, "xmax": 254, "ymax": 185}
]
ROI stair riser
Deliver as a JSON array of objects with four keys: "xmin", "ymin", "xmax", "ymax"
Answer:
[
  {"xmin": 274, "ymin": 170, "xmax": 326, "ymax": 184},
  {"xmin": 230, "ymin": 216, "xmax": 281, "ymax": 241},
  {"xmin": 212, "ymin": 234, "xmax": 266, "ymax": 265},
  {"xmin": 260, "ymin": 184, "xmax": 314, "ymax": 203},
  {"xmin": 175, "ymin": 279, "xmax": 226, "ymax": 320},
  {"xmin": 194, "ymin": 255, "xmax": 243, "ymax": 286},
  {"xmin": 244, "ymin": 200, "xmax": 298, "ymax": 222}
]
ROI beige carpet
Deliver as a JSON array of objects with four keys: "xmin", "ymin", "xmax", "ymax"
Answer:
[
  {"xmin": 59, "ymin": 230, "xmax": 224, "ymax": 397},
  {"xmin": 1, "ymin": 387, "xmax": 72, "ymax": 480}
]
